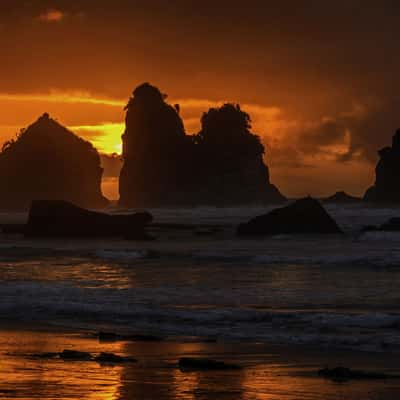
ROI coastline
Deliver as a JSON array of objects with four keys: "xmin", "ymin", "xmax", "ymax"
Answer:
[{"xmin": 1, "ymin": 323, "xmax": 400, "ymax": 399}]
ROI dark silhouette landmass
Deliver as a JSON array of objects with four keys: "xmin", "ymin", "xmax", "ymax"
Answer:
[
  {"xmin": 237, "ymin": 197, "xmax": 342, "ymax": 236},
  {"xmin": 323, "ymin": 191, "xmax": 361, "ymax": 204},
  {"xmin": 25, "ymin": 200, "xmax": 152, "ymax": 239},
  {"xmin": 0, "ymin": 113, "xmax": 108, "ymax": 210},
  {"xmin": 119, "ymin": 83, "xmax": 285, "ymax": 207},
  {"xmin": 364, "ymin": 130, "xmax": 400, "ymax": 203}
]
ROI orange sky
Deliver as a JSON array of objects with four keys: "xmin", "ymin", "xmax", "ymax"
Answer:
[{"xmin": 2, "ymin": 1, "xmax": 400, "ymax": 198}]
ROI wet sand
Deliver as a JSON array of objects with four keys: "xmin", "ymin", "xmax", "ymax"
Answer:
[{"xmin": 0, "ymin": 325, "xmax": 399, "ymax": 399}]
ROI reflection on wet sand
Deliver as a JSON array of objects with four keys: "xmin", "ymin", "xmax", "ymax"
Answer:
[{"xmin": 1, "ymin": 329, "xmax": 400, "ymax": 400}]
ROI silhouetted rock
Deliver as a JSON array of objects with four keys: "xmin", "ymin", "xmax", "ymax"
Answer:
[
  {"xmin": 0, "ymin": 113, "xmax": 108, "ymax": 210},
  {"xmin": 119, "ymin": 83, "xmax": 285, "ymax": 206},
  {"xmin": 364, "ymin": 130, "xmax": 400, "ymax": 203},
  {"xmin": 119, "ymin": 83, "xmax": 191, "ymax": 207},
  {"xmin": 59, "ymin": 350, "xmax": 92, "ymax": 361},
  {"xmin": 178, "ymin": 357, "xmax": 241, "ymax": 371},
  {"xmin": 318, "ymin": 367, "xmax": 395, "ymax": 381},
  {"xmin": 323, "ymin": 191, "xmax": 361, "ymax": 204},
  {"xmin": 25, "ymin": 200, "xmax": 152, "ymax": 239},
  {"xmin": 94, "ymin": 352, "xmax": 137, "ymax": 364},
  {"xmin": 237, "ymin": 197, "xmax": 342, "ymax": 236},
  {"xmin": 192, "ymin": 103, "xmax": 285, "ymax": 204}
]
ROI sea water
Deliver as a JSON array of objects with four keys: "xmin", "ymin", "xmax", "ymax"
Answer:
[{"xmin": 1, "ymin": 204, "xmax": 400, "ymax": 352}]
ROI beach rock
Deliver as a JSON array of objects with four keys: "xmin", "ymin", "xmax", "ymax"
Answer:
[
  {"xmin": 31, "ymin": 352, "xmax": 59, "ymax": 359},
  {"xmin": 364, "ymin": 129, "xmax": 400, "ymax": 203},
  {"xmin": 119, "ymin": 83, "xmax": 285, "ymax": 207},
  {"xmin": 318, "ymin": 367, "xmax": 394, "ymax": 381},
  {"xmin": 94, "ymin": 352, "xmax": 137, "ymax": 364},
  {"xmin": 59, "ymin": 350, "xmax": 93, "ymax": 361},
  {"xmin": 237, "ymin": 197, "xmax": 342, "ymax": 236},
  {"xmin": 25, "ymin": 200, "xmax": 152, "ymax": 239},
  {"xmin": 323, "ymin": 191, "xmax": 361, "ymax": 204},
  {"xmin": 0, "ymin": 113, "xmax": 108, "ymax": 210},
  {"xmin": 178, "ymin": 357, "xmax": 241, "ymax": 371}
]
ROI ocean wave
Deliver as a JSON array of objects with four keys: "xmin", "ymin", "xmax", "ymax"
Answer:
[{"xmin": 1, "ymin": 281, "xmax": 400, "ymax": 352}]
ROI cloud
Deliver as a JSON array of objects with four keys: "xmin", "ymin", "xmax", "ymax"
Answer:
[{"xmin": 37, "ymin": 9, "xmax": 65, "ymax": 23}]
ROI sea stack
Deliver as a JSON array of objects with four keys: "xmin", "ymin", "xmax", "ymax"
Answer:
[
  {"xmin": 119, "ymin": 83, "xmax": 191, "ymax": 207},
  {"xmin": 364, "ymin": 129, "xmax": 400, "ymax": 203},
  {"xmin": 0, "ymin": 113, "xmax": 108, "ymax": 210},
  {"xmin": 119, "ymin": 83, "xmax": 285, "ymax": 207},
  {"xmin": 193, "ymin": 103, "xmax": 285, "ymax": 204}
]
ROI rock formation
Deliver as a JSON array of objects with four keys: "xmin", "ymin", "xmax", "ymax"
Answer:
[
  {"xmin": 119, "ymin": 83, "xmax": 192, "ymax": 207},
  {"xmin": 364, "ymin": 129, "xmax": 400, "ymax": 203},
  {"xmin": 0, "ymin": 114, "xmax": 108, "ymax": 210},
  {"xmin": 192, "ymin": 103, "xmax": 285, "ymax": 204},
  {"xmin": 119, "ymin": 83, "xmax": 285, "ymax": 207},
  {"xmin": 25, "ymin": 200, "xmax": 152, "ymax": 239},
  {"xmin": 237, "ymin": 197, "xmax": 342, "ymax": 236}
]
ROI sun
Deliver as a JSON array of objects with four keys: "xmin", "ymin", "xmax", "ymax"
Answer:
[{"xmin": 71, "ymin": 123, "xmax": 124, "ymax": 154}]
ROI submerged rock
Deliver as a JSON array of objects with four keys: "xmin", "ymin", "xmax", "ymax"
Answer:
[
  {"xmin": 237, "ymin": 197, "xmax": 342, "ymax": 236},
  {"xmin": 119, "ymin": 83, "xmax": 285, "ymax": 207},
  {"xmin": 319, "ymin": 367, "xmax": 395, "ymax": 381},
  {"xmin": 25, "ymin": 200, "xmax": 152, "ymax": 239},
  {"xmin": 178, "ymin": 357, "xmax": 241, "ymax": 371},
  {"xmin": 0, "ymin": 113, "xmax": 108, "ymax": 210},
  {"xmin": 323, "ymin": 191, "xmax": 361, "ymax": 204},
  {"xmin": 364, "ymin": 129, "xmax": 400, "ymax": 203}
]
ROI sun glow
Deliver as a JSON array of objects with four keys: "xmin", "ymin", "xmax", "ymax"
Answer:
[{"xmin": 71, "ymin": 123, "xmax": 124, "ymax": 154}]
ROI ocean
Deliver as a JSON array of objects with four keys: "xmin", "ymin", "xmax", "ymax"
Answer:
[{"xmin": 1, "ymin": 203, "xmax": 400, "ymax": 354}]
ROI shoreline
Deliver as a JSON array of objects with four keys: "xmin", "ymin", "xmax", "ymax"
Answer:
[{"xmin": 1, "ymin": 323, "xmax": 400, "ymax": 399}]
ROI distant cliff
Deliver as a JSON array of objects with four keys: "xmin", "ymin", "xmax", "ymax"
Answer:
[
  {"xmin": 364, "ymin": 130, "xmax": 400, "ymax": 203},
  {"xmin": 119, "ymin": 83, "xmax": 285, "ymax": 207},
  {"xmin": 0, "ymin": 113, "xmax": 109, "ymax": 210}
]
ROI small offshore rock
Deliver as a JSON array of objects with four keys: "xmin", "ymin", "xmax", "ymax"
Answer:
[
  {"xmin": 59, "ymin": 349, "xmax": 93, "ymax": 361},
  {"xmin": 178, "ymin": 357, "xmax": 241, "ymax": 371},
  {"xmin": 95, "ymin": 352, "xmax": 137, "ymax": 364},
  {"xmin": 318, "ymin": 367, "xmax": 395, "ymax": 381}
]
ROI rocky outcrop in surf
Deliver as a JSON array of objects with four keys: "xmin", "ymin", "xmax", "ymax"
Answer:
[
  {"xmin": 25, "ymin": 200, "xmax": 152, "ymax": 239},
  {"xmin": 237, "ymin": 197, "xmax": 342, "ymax": 236},
  {"xmin": 119, "ymin": 83, "xmax": 285, "ymax": 207},
  {"xmin": 0, "ymin": 113, "xmax": 108, "ymax": 210},
  {"xmin": 364, "ymin": 129, "xmax": 400, "ymax": 203}
]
